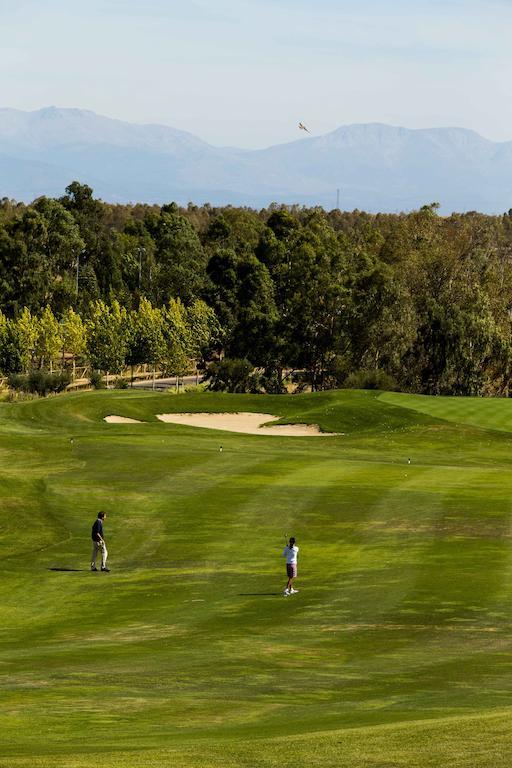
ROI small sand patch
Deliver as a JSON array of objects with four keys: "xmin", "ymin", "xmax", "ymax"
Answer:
[
  {"xmin": 156, "ymin": 412, "xmax": 338, "ymax": 436},
  {"xmin": 104, "ymin": 415, "xmax": 144, "ymax": 424}
]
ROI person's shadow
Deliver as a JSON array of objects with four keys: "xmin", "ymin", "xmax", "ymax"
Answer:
[
  {"xmin": 47, "ymin": 568, "xmax": 84, "ymax": 572},
  {"xmin": 238, "ymin": 592, "xmax": 281, "ymax": 596}
]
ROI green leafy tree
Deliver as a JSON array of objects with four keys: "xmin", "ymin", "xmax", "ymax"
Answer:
[
  {"xmin": 152, "ymin": 206, "xmax": 207, "ymax": 303},
  {"xmin": 86, "ymin": 300, "xmax": 128, "ymax": 378},
  {"xmin": 16, "ymin": 308, "xmax": 38, "ymax": 371},
  {"xmin": 186, "ymin": 299, "xmax": 221, "ymax": 359},
  {"xmin": 0, "ymin": 201, "xmax": 84, "ymax": 314},
  {"xmin": 161, "ymin": 299, "xmax": 192, "ymax": 378},
  {"xmin": 126, "ymin": 298, "xmax": 165, "ymax": 371},
  {"xmin": 60, "ymin": 182, "xmax": 124, "ymax": 310},
  {"xmin": 0, "ymin": 310, "xmax": 8, "ymax": 375},
  {"xmin": 205, "ymin": 247, "xmax": 239, "ymax": 338},
  {"xmin": 32, "ymin": 197, "xmax": 85, "ymax": 312},
  {"xmin": 0, "ymin": 210, "xmax": 50, "ymax": 313},
  {"xmin": 229, "ymin": 254, "xmax": 278, "ymax": 366},
  {"xmin": 258, "ymin": 210, "xmax": 347, "ymax": 389},
  {"xmin": 0, "ymin": 309, "xmax": 37, "ymax": 374},
  {"xmin": 35, "ymin": 306, "xmax": 62, "ymax": 372},
  {"xmin": 61, "ymin": 308, "xmax": 87, "ymax": 380},
  {"xmin": 204, "ymin": 215, "xmax": 232, "ymax": 247},
  {"xmin": 118, "ymin": 220, "xmax": 156, "ymax": 300},
  {"xmin": 204, "ymin": 358, "xmax": 257, "ymax": 393},
  {"xmin": 0, "ymin": 321, "xmax": 26, "ymax": 374},
  {"xmin": 0, "ymin": 310, "xmax": 6, "ymax": 345}
]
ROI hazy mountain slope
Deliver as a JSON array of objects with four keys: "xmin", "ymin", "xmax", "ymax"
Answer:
[{"xmin": 0, "ymin": 107, "xmax": 511, "ymax": 212}]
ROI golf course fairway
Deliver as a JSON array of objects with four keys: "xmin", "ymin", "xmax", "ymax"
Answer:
[{"xmin": 2, "ymin": 388, "xmax": 512, "ymax": 767}]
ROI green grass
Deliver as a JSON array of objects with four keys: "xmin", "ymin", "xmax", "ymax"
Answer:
[{"xmin": 2, "ymin": 388, "xmax": 512, "ymax": 766}]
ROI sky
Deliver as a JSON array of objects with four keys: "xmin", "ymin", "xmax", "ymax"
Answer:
[{"xmin": 1, "ymin": 0, "xmax": 511, "ymax": 148}]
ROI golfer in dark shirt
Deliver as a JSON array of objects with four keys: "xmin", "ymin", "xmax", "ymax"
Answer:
[{"xmin": 91, "ymin": 511, "xmax": 110, "ymax": 572}]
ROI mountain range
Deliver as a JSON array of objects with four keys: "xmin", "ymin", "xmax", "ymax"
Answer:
[{"xmin": 1, "ymin": 106, "xmax": 512, "ymax": 214}]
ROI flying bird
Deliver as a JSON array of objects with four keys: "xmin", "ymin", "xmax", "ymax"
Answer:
[{"xmin": 298, "ymin": 122, "xmax": 310, "ymax": 134}]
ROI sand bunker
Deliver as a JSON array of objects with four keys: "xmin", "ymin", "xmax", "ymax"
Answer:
[
  {"xmin": 104, "ymin": 415, "xmax": 143, "ymax": 424},
  {"xmin": 156, "ymin": 412, "xmax": 338, "ymax": 436}
]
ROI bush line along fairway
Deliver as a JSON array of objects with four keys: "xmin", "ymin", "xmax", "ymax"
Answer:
[{"xmin": 2, "ymin": 389, "xmax": 512, "ymax": 767}]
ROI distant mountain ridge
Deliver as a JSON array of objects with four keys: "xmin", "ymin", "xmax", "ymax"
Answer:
[{"xmin": 0, "ymin": 106, "xmax": 511, "ymax": 213}]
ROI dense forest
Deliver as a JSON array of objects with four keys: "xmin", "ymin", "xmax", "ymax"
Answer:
[{"xmin": 1, "ymin": 181, "xmax": 512, "ymax": 396}]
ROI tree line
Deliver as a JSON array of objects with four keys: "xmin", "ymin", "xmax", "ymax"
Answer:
[
  {"xmin": 1, "ymin": 182, "xmax": 512, "ymax": 395},
  {"xmin": 0, "ymin": 298, "xmax": 218, "ymax": 383}
]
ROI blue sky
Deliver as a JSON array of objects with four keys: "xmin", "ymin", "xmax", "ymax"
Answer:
[{"xmin": 1, "ymin": 0, "xmax": 511, "ymax": 147}]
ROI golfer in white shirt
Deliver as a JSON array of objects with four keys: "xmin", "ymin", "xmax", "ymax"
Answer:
[{"xmin": 282, "ymin": 537, "xmax": 299, "ymax": 596}]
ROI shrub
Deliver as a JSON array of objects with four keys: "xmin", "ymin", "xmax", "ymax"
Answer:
[
  {"xmin": 28, "ymin": 370, "xmax": 71, "ymax": 395},
  {"xmin": 89, "ymin": 371, "xmax": 105, "ymax": 389},
  {"xmin": 259, "ymin": 371, "xmax": 286, "ymax": 395},
  {"xmin": 51, "ymin": 371, "xmax": 71, "ymax": 393},
  {"xmin": 114, "ymin": 376, "xmax": 129, "ymax": 389},
  {"xmin": 8, "ymin": 371, "xmax": 71, "ymax": 396},
  {"xmin": 324, "ymin": 355, "xmax": 351, "ymax": 389},
  {"xmin": 343, "ymin": 369, "xmax": 397, "ymax": 391},
  {"xmin": 27, "ymin": 371, "xmax": 48, "ymax": 394},
  {"xmin": 204, "ymin": 358, "xmax": 259, "ymax": 393},
  {"xmin": 8, "ymin": 373, "xmax": 29, "ymax": 392}
]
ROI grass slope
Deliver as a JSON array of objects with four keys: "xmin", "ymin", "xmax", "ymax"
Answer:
[{"xmin": 1, "ymin": 389, "xmax": 512, "ymax": 766}]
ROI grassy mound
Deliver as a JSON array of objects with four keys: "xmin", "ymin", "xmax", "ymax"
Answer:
[{"xmin": 1, "ymin": 389, "xmax": 512, "ymax": 767}]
